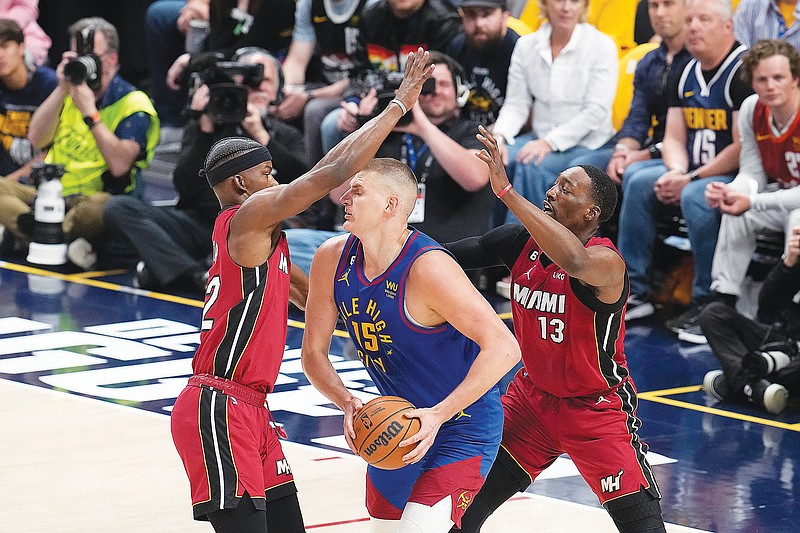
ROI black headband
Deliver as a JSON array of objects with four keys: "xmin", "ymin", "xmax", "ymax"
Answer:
[{"xmin": 201, "ymin": 146, "xmax": 273, "ymax": 187}]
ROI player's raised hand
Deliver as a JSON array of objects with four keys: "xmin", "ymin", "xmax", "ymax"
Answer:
[
  {"xmin": 476, "ymin": 125, "xmax": 512, "ymax": 198},
  {"xmin": 393, "ymin": 48, "xmax": 434, "ymax": 113}
]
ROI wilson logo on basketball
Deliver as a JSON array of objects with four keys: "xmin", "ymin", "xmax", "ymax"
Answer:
[{"xmin": 362, "ymin": 420, "xmax": 405, "ymax": 457}]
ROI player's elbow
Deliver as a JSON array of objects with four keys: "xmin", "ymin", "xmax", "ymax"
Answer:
[{"xmin": 495, "ymin": 335, "xmax": 522, "ymax": 373}]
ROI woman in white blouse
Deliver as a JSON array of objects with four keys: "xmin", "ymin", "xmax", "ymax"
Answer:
[{"xmin": 492, "ymin": 0, "xmax": 618, "ymax": 222}]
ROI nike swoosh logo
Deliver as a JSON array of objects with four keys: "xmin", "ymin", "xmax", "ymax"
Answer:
[
  {"xmin": 756, "ymin": 134, "xmax": 771, "ymax": 141},
  {"xmin": 684, "ymin": 91, "xmax": 694, "ymax": 97}
]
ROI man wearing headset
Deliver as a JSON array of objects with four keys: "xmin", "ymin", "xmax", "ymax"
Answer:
[
  {"xmin": 327, "ymin": 52, "xmax": 492, "ymax": 244},
  {"xmin": 102, "ymin": 47, "xmax": 309, "ymax": 292}
]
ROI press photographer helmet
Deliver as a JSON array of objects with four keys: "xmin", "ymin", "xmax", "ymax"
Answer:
[{"xmin": 64, "ymin": 27, "xmax": 102, "ymax": 90}]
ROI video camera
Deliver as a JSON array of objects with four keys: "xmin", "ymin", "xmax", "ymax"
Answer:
[
  {"xmin": 189, "ymin": 53, "xmax": 265, "ymax": 125},
  {"xmin": 354, "ymin": 70, "xmax": 435, "ymax": 126},
  {"xmin": 64, "ymin": 28, "xmax": 102, "ymax": 90}
]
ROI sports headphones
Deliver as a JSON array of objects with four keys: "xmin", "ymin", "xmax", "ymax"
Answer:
[
  {"xmin": 232, "ymin": 46, "xmax": 285, "ymax": 105},
  {"xmin": 426, "ymin": 51, "xmax": 471, "ymax": 109}
]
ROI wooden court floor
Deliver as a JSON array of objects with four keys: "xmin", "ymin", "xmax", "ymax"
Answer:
[{"xmin": 1, "ymin": 261, "xmax": 798, "ymax": 532}]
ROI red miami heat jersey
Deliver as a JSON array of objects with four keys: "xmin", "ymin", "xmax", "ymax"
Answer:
[
  {"xmin": 192, "ymin": 206, "xmax": 291, "ymax": 393},
  {"xmin": 752, "ymin": 99, "xmax": 800, "ymax": 188},
  {"xmin": 509, "ymin": 236, "xmax": 630, "ymax": 398}
]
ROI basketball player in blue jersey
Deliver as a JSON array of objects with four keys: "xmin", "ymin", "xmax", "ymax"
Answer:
[
  {"xmin": 301, "ymin": 157, "xmax": 521, "ymax": 532},
  {"xmin": 171, "ymin": 49, "xmax": 434, "ymax": 533}
]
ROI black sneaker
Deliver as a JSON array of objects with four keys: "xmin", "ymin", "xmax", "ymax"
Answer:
[
  {"xmin": 134, "ymin": 261, "xmax": 158, "ymax": 290},
  {"xmin": 665, "ymin": 301, "xmax": 705, "ymax": 334},
  {"xmin": 744, "ymin": 379, "xmax": 789, "ymax": 415},
  {"xmin": 703, "ymin": 370, "xmax": 729, "ymax": 401},
  {"xmin": 625, "ymin": 293, "xmax": 655, "ymax": 321}
]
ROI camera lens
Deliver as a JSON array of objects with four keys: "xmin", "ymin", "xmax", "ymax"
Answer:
[{"xmin": 64, "ymin": 56, "xmax": 98, "ymax": 85}]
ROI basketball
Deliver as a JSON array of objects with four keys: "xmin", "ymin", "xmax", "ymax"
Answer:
[{"xmin": 352, "ymin": 396, "xmax": 421, "ymax": 470}]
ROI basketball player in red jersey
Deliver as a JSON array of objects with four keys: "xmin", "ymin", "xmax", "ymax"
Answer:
[
  {"xmin": 446, "ymin": 126, "xmax": 666, "ymax": 533},
  {"xmin": 706, "ymin": 39, "xmax": 800, "ymax": 310},
  {"xmin": 170, "ymin": 49, "xmax": 434, "ymax": 533}
]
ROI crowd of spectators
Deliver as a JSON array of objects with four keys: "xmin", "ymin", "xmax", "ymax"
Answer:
[{"xmin": 0, "ymin": 0, "xmax": 798, "ymax": 414}]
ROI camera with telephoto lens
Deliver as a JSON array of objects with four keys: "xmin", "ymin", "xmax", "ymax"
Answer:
[
  {"xmin": 743, "ymin": 337, "xmax": 799, "ymax": 378},
  {"xmin": 354, "ymin": 70, "xmax": 435, "ymax": 126},
  {"xmin": 26, "ymin": 163, "xmax": 68, "ymax": 266},
  {"xmin": 189, "ymin": 53, "xmax": 265, "ymax": 125},
  {"xmin": 63, "ymin": 27, "xmax": 102, "ymax": 90}
]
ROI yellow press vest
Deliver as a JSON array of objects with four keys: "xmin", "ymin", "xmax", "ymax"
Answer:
[{"xmin": 46, "ymin": 90, "xmax": 160, "ymax": 196}]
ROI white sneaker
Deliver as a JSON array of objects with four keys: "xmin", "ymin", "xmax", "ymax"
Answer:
[
  {"xmin": 702, "ymin": 370, "xmax": 728, "ymax": 401},
  {"xmin": 625, "ymin": 293, "xmax": 655, "ymax": 321},
  {"xmin": 495, "ymin": 278, "xmax": 510, "ymax": 300},
  {"xmin": 67, "ymin": 237, "xmax": 97, "ymax": 270}
]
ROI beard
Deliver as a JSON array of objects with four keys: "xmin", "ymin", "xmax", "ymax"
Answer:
[{"xmin": 468, "ymin": 32, "xmax": 503, "ymax": 53}]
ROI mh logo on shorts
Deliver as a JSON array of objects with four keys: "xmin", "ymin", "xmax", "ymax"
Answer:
[
  {"xmin": 600, "ymin": 469, "xmax": 624, "ymax": 493},
  {"xmin": 276, "ymin": 458, "xmax": 292, "ymax": 476}
]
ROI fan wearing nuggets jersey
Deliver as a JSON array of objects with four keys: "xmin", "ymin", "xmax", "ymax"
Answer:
[
  {"xmin": 301, "ymin": 157, "xmax": 520, "ymax": 532},
  {"xmin": 170, "ymin": 49, "xmax": 434, "ymax": 533},
  {"xmin": 706, "ymin": 39, "xmax": 800, "ymax": 310},
  {"xmin": 444, "ymin": 126, "xmax": 666, "ymax": 533}
]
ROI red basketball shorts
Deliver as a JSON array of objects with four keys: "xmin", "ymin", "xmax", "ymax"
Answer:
[
  {"xmin": 170, "ymin": 381, "xmax": 297, "ymax": 520},
  {"xmin": 501, "ymin": 371, "xmax": 661, "ymax": 504}
]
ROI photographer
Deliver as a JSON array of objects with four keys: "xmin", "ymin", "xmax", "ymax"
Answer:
[
  {"xmin": 319, "ymin": 0, "xmax": 462, "ymax": 151},
  {"xmin": 328, "ymin": 52, "xmax": 492, "ymax": 244},
  {"xmin": 103, "ymin": 47, "xmax": 310, "ymax": 292},
  {"xmin": 18, "ymin": 17, "xmax": 159, "ymax": 269},
  {"xmin": 700, "ymin": 225, "xmax": 800, "ymax": 415}
]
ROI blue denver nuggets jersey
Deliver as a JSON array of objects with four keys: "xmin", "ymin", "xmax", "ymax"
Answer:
[
  {"xmin": 677, "ymin": 44, "xmax": 747, "ymax": 170},
  {"xmin": 333, "ymin": 230, "xmax": 500, "ymax": 412}
]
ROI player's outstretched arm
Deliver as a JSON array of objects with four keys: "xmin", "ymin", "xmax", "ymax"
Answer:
[
  {"xmin": 476, "ymin": 126, "xmax": 625, "ymax": 298},
  {"xmin": 300, "ymin": 235, "xmax": 364, "ymax": 453},
  {"xmin": 233, "ymin": 49, "xmax": 434, "ymax": 234},
  {"xmin": 398, "ymin": 251, "xmax": 521, "ymax": 464}
]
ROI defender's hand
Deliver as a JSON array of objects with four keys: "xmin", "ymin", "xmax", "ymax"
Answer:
[
  {"xmin": 476, "ymin": 125, "xmax": 512, "ymax": 197},
  {"xmin": 393, "ymin": 48, "xmax": 434, "ymax": 113}
]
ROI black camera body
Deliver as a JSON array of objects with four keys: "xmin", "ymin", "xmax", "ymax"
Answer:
[
  {"xmin": 191, "ymin": 56, "xmax": 264, "ymax": 125},
  {"xmin": 355, "ymin": 70, "xmax": 435, "ymax": 126},
  {"xmin": 64, "ymin": 28, "xmax": 102, "ymax": 90},
  {"xmin": 30, "ymin": 161, "xmax": 66, "ymax": 187}
]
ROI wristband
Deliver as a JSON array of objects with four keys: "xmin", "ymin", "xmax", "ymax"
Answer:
[
  {"xmin": 389, "ymin": 98, "xmax": 407, "ymax": 115},
  {"xmin": 496, "ymin": 183, "xmax": 512, "ymax": 198},
  {"xmin": 83, "ymin": 111, "xmax": 101, "ymax": 129},
  {"xmin": 687, "ymin": 169, "xmax": 701, "ymax": 181}
]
